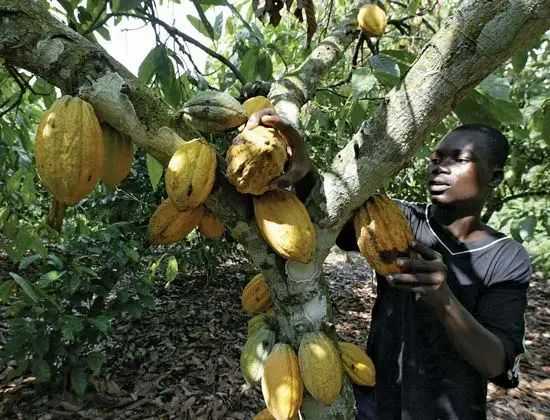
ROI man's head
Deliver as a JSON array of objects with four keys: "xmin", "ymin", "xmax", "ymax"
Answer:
[{"xmin": 427, "ymin": 124, "xmax": 509, "ymax": 209}]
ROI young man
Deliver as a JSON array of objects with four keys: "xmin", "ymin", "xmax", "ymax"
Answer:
[
  {"xmin": 336, "ymin": 124, "xmax": 531, "ymax": 420},
  {"xmin": 246, "ymin": 112, "xmax": 531, "ymax": 419}
]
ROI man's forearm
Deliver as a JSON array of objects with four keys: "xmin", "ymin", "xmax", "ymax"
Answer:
[{"xmin": 434, "ymin": 292, "xmax": 506, "ymax": 379}]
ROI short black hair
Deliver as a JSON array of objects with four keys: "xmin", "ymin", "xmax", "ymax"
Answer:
[{"xmin": 449, "ymin": 124, "xmax": 510, "ymax": 168}]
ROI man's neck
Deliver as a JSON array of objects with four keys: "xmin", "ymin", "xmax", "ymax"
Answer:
[{"xmin": 430, "ymin": 204, "xmax": 487, "ymax": 242}]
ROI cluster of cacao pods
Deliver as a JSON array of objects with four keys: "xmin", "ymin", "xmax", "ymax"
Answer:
[
  {"xmin": 148, "ymin": 127, "xmax": 225, "ymax": 245},
  {"xmin": 353, "ymin": 194, "xmax": 413, "ymax": 275},
  {"xmin": 34, "ymin": 95, "xmax": 135, "ymax": 230},
  {"xmin": 241, "ymin": 322, "xmax": 376, "ymax": 419},
  {"xmin": 35, "ymin": 96, "xmax": 134, "ymax": 203}
]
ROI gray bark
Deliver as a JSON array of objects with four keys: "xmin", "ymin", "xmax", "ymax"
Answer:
[{"xmin": 1, "ymin": 0, "xmax": 549, "ymax": 418}]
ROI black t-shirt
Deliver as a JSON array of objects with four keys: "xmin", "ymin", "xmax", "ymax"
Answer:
[{"xmin": 338, "ymin": 201, "xmax": 532, "ymax": 420}]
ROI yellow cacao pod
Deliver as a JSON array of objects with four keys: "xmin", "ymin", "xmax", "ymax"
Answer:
[
  {"xmin": 338, "ymin": 341, "xmax": 376, "ymax": 386},
  {"xmin": 261, "ymin": 344, "xmax": 303, "ymax": 420},
  {"xmin": 240, "ymin": 327, "xmax": 276, "ymax": 384},
  {"xmin": 357, "ymin": 4, "xmax": 387, "ymax": 37},
  {"xmin": 248, "ymin": 313, "xmax": 275, "ymax": 337},
  {"xmin": 165, "ymin": 138, "xmax": 217, "ymax": 211},
  {"xmin": 198, "ymin": 209, "xmax": 225, "ymax": 239},
  {"xmin": 100, "ymin": 123, "xmax": 134, "ymax": 188},
  {"xmin": 242, "ymin": 274, "xmax": 272, "ymax": 315},
  {"xmin": 226, "ymin": 126, "xmax": 288, "ymax": 195},
  {"xmin": 243, "ymin": 96, "xmax": 274, "ymax": 117},
  {"xmin": 253, "ymin": 408, "xmax": 298, "ymax": 420},
  {"xmin": 35, "ymin": 95, "xmax": 104, "ymax": 205},
  {"xmin": 148, "ymin": 199, "xmax": 204, "ymax": 245},
  {"xmin": 254, "ymin": 190, "xmax": 316, "ymax": 263},
  {"xmin": 181, "ymin": 90, "xmax": 247, "ymax": 132},
  {"xmin": 353, "ymin": 194, "xmax": 413, "ymax": 275},
  {"xmin": 298, "ymin": 332, "xmax": 343, "ymax": 405}
]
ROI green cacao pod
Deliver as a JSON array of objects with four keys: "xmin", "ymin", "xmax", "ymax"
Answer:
[
  {"xmin": 261, "ymin": 343, "xmax": 303, "ymax": 420},
  {"xmin": 248, "ymin": 313, "xmax": 275, "ymax": 337},
  {"xmin": 338, "ymin": 341, "xmax": 376, "ymax": 386},
  {"xmin": 198, "ymin": 209, "xmax": 225, "ymax": 239},
  {"xmin": 181, "ymin": 90, "xmax": 247, "ymax": 132},
  {"xmin": 298, "ymin": 332, "xmax": 343, "ymax": 405},
  {"xmin": 353, "ymin": 194, "xmax": 413, "ymax": 275},
  {"xmin": 254, "ymin": 190, "xmax": 316, "ymax": 263},
  {"xmin": 100, "ymin": 123, "xmax": 133, "ymax": 188},
  {"xmin": 165, "ymin": 138, "xmax": 217, "ymax": 211},
  {"xmin": 226, "ymin": 126, "xmax": 288, "ymax": 195},
  {"xmin": 35, "ymin": 95, "xmax": 104, "ymax": 205},
  {"xmin": 240, "ymin": 327, "xmax": 276, "ymax": 384},
  {"xmin": 241, "ymin": 274, "xmax": 272, "ymax": 315},
  {"xmin": 357, "ymin": 4, "xmax": 387, "ymax": 37},
  {"xmin": 148, "ymin": 199, "xmax": 204, "ymax": 245}
]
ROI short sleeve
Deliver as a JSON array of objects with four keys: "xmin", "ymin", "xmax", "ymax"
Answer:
[{"xmin": 475, "ymin": 244, "xmax": 531, "ymax": 388}]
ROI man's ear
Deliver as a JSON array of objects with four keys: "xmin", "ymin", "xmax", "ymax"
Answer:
[{"xmin": 489, "ymin": 168, "xmax": 504, "ymax": 188}]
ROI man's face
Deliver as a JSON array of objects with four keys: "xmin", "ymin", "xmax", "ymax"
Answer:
[{"xmin": 427, "ymin": 131, "xmax": 495, "ymax": 207}]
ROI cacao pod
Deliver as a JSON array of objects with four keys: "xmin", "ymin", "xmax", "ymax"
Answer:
[
  {"xmin": 148, "ymin": 199, "xmax": 204, "ymax": 245},
  {"xmin": 181, "ymin": 90, "xmax": 247, "ymax": 132},
  {"xmin": 242, "ymin": 274, "xmax": 272, "ymax": 315},
  {"xmin": 198, "ymin": 209, "xmax": 225, "ymax": 239},
  {"xmin": 261, "ymin": 343, "xmax": 303, "ymax": 420},
  {"xmin": 353, "ymin": 194, "xmax": 413, "ymax": 275},
  {"xmin": 35, "ymin": 95, "xmax": 104, "ymax": 205},
  {"xmin": 165, "ymin": 138, "xmax": 217, "ymax": 211},
  {"xmin": 100, "ymin": 123, "xmax": 134, "ymax": 188},
  {"xmin": 254, "ymin": 190, "xmax": 316, "ymax": 263},
  {"xmin": 226, "ymin": 126, "xmax": 288, "ymax": 195},
  {"xmin": 338, "ymin": 341, "xmax": 376, "ymax": 386},
  {"xmin": 298, "ymin": 332, "xmax": 343, "ymax": 405},
  {"xmin": 357, "ymin": 4, "xmax": 387, "ymax": 37},
  {"xmin": 248, "ymin": 313, "xmax": 275, "ymax": 337},
  {"xmin": 243, "ymin": 96, "xmax": 274, "ymax": 117},
  {"xmin": 253, "ymin": 408, "xmax": 298, "ymax": 420},
  {"xmin": 240, "ymin": 327, "xmax": 276, "ymax": 384}
]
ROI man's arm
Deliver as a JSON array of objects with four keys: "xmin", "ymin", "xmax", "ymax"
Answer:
[{"xmin": 389, "ymin": 241, "xmax": 507, "ymax": 379}]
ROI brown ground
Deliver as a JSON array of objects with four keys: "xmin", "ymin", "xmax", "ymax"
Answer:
[{"xmin": 1, "ymin": 249, "xmax": 549, "ymax": 420}]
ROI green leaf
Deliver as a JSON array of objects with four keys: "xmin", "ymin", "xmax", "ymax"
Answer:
[
  {"xmin": 256, "ymin": 50, "xmax": 273, "ymax": 81},
  {"xmin": 87, "ymin": 351, "xmax": 105, "ymax": 375},
  {"xmin": 138, "ymin": 46, "xmax": 165, "ymax": 85},
  {"xmin": 38, "ymin": 270, "xmax": 64, "ymax": 287},
  {"xmin": 165, "ymin": 255, "xmax": 179, "ymax": 288},
  {"xmin": 146, "ymin": 154, "xmax": 163, "ymax": 192},
  {"xmin": 96, "ymin": 26, "xmax": 111, "ymax": 41},
  {"xmin": 453, "ymin": 91, "xmax": 499, "ymax": 127},
  {"xmin": 213, "ymin": 12, "xmax": 224, "ymax": 41},
  {"xmin": 239, "ymin": 46, "xmax": 259, "ymax": 82},
  {"xmin": 0, "ymin": 280, "xmax": 15, "ymax": 303},
  {"xmin": 369, "ymin": 55, "xmax": 400, "ymax": 88},
  {"xmin": 519, "ymin": 216, "xmax": 537, "ymax": 241},
  {"xmin": 511, "ymin": 49, "xmax": 528, "ymax": 73},
  {"xmin": 112, "ymin": 0, "xmax": 141, "ymax": 12},
  {"xmin": 19, "ymin": 254, "xmax": 42, "ymax": 270},
  {"xmin": 9, "ymin": 272, "xmax": 39, "ymax": 303},
  {"xmin": 61, "ymin": 316, "xmax": 84, "ymax": 342},
  {"xmin": 478, "ymin": 75, "xmax": 511, "ymax": 101},
  {"xmin": 90, "ymin": 315, "xmax": 112, "ymax": 335},
  {"xmin": 71, "ymin": 367, "xmax": 88, "ymax": 396},
  {"xmin": 187, "ymin": 15, "xmax": 212, "ymax": 39},
  {"xmin": 31, "ymin": 358, "xmax": 51, "ymax": 382},
  {"xmin": 351, "ymin": 67, "xmax": 377, "ymax": 98}
]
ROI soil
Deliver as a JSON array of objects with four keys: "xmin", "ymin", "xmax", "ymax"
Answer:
[{"xmin": 1, "ymin": 248, "xmax": 549, "ymax": 420}]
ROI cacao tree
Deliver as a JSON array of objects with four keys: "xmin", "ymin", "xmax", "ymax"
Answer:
[{"xmin": 1, "ymin": 0, "xmax": 549, "ymax": 417}]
